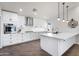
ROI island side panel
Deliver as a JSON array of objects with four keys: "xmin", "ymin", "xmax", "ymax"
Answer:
[
  {"xmin": 40, "ymin": 35, "xmax": 58, "ymax": 56},
  {"xmin": 58, "ymin": 36, "xmax": 76, "ymax": 56}
]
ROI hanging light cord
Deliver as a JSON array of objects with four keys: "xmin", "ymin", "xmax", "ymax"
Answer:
[
  {"xmin": 62, "ymin": 2, "xmax": 65, "ymax": 20},
  {"xmin": 66, "ymin": 5, "xmax": 69, "ymax": 21},
  {"xmin": 58, "ymin": 2, "xmax": 60, "ymax": 18}
]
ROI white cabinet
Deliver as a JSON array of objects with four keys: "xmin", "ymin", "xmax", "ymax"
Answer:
[
  {"xmin": 2, "ymin": 34, "xmax": 22, "ymax": 47},
  {"xmin": 40, "ymin": 35, "xmax": 75, "ymax": 56},
  {"xmin": 22, "ymin": 32, "xmax": 40, "ymax": 43},
  {"xmin": 40, "ymin": 36, "xmax": 58, "ymax": 56},
  {"xmin": 11, "ymin": 34, "xmax": 18, "ymax": 45},
  {"xmin": 17, "ymin": 34, "xmax": 22, "ymax": 43},
  {"xmin": 28, "ymin": 32, "xmax": 34, "ymax": 40},
  {"xmin": 75, "ymin": 34, "xmax": 79, "ymax": 44},
  {"xmin": 22, "ymin": 32, "xmax": 32, "ymax": 42},
  {"xmin": 32, "ymin": 32, "xmax": 47, "ymax": 40},
  {"xmin": 58, "ymin": 36, "xmax": 75, "ymax": 55},
  {"xmin": 23, "ymin": 32, "xmax": 47, "ymax": 41},
  {"xmin": 32, "ymin": 32, "xmax": 39, "ymax": 40},
  {"xmin": 17, "ymin": 15, "xmax": 25, "ymax": 27},
  {"xmin": 1, "ymin": 31, "xmax": 47, "ymax": 47},
  {"xmin": 2, "ymin": 34, "xmax": 11, "ymax": 46},
  {"xmin": 2, "ymin": 11, "xmax": 18, "ymax": 24}
]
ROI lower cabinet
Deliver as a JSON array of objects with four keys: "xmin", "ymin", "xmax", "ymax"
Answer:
[
  {"xmin": 22, "ymin": 32, "xmax": 40, "ymax": 42},
  {"xmin": 2, "ymin": 32, "xmax": 45, "ymax": 47},
  {"xmin": 75, "ymin": 34, "xmax": 79, "ymax": 44},
  {"xmin": 32, "ymin": 32, "xmax": 39, "ymax": 40},
  {"xmin": 2, "ymin": 34, "xmax": 22, "ymax": 47},
  {"xmin": 16, "ymin": 34, "xmax": 22, "ymax": 43},
  {"xmin": 11, "ymin": 34, "xmax": 21, "ymax": 45},
  {"xmin": 2, "ymin": 34, "xmax": 12, "ymax": 47},
  {"xmin": 22, "ymin": 33, "xmax": 31, "ymax": 42}
]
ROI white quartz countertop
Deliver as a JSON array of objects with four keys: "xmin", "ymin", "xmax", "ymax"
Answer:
[
  {"xmin": 24, "ymin": 30, "xmax": 47, "ymax": 33},
  {"xmin": 41, "ymin": 32, "xmax": 79, "ymax": 40}
]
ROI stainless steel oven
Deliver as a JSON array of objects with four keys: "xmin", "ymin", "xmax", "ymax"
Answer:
[{"xmin": 4, "ymin": 24, "xmax": 16, "ymax": 34}]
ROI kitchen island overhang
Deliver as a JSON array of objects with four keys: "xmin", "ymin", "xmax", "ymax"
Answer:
[{"xmin": 40, "ymin": 32, "xmax": 78, "ymax": 56}]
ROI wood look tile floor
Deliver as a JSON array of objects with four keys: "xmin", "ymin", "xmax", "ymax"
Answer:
[
  {"xmin": 63, "ymin": 44, "xmax": 79, "ymax": 56},
  {"xmin": 0, "ymin": 40, "xmax": 50, "ymax": 56},
  {"xmin": 0, "ymin": 40, "xmax": 79, "ymax": 56}
]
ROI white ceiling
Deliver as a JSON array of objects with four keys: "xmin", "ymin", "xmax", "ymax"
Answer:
[{"xmin": 0, "ymin": 2, "xmax": 79, "ymax": 19}]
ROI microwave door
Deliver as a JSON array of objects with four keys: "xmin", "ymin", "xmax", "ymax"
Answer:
[
  {"xmin": 4, "ymin": 24, "xmax": 16, "ymax": 34},
  {"xmin": 5, "ymin": 27, "xmax": 11, "ymax": 34},
  {"xmin": 8, "ymin": 27, "xmax": 11, "ymax": 32}
]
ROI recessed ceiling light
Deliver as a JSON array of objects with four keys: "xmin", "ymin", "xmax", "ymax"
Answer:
[{"xmin": 19, "ymin": 8, "xmax": 23, "ymax": 12}]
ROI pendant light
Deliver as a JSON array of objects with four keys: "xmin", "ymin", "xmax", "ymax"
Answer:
[
  {"xmin": 66, "ymin": 5, "xmax": 69, "ymax": 23},
  {"xmin": 32, "ymin": 8, "xmax": 38, "ymax": 16},
  {"xmin": 57, "ymin": 2, "xmax": 60, "ymax": 21},
  {"xmin": 62, "ymin": 2, "xmax": 65, "ymax": 22}
]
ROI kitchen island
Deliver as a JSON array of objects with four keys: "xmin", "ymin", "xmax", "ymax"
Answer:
[{"xmin": 40, "ymin": 32, "xmax": 78, "ymax": 56}]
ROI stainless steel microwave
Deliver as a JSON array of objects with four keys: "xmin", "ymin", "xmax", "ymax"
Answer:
[{"xmin": 4, "ymin": 24, "xmax": 16, "ymax": 34}]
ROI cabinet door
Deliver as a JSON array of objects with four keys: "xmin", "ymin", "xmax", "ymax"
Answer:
[
  {"xmin": 11, "ymin": 34, "xmax": 23, "ymax": 44},
  {"xmin": 2, "ymin": 11, "xmax": 18, "ymax": 24},
  {"xmin": 2, "ymin": 34, "xmax": 22, "ymax": 47},
  {"xmin": 11, "ymin": 34, "xmax": 17, "ymax": 45},
  {"xmin": 40, "ymin": 36, "xmax": 58, "ymax": 56},
  {"xmin": 58, "ymin": 36, "xmax": 75, "ymax": 55},
  {"xmin": 32, "ymin": 32, "xmax": 39, "ymax": 40},
  {"xmin": 2, "ymin": 34, "xmax": 11, "ymax": 47},
  {"xmin": 2, "ymin": 11, "xmax": 11, "ymax": 23},
  {"xmin": 17, "ymin": 34, "xmax": 22, "ymax": 43},
  {"xmin": 23, "ymin": 33, "xmax": 30, "ymax": 42},
  {"xmin": 23, "ymin": 32, "xmax": 37, "ymax": 42}
]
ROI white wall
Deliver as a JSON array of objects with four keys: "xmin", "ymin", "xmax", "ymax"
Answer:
[
  {"xmin": 47, "ymin": 5, "xmax": 79, "ymax": 44},
  {"xmin": 33, "ymin": 18, "xmax": 47, "ymax": 31},
  {"xmin": 48, "ymin": 5, "xmax": 79, "ymax": 33},
  {"xmin": 17, "ymin": 15, "xmax": 48, "ymax": 32},
  {"xmin": 17, "ymin": 15, "xmax": 33, "ymax": 32},
  {"xmin": 68, "ymin": 6, "xmax": 79, "ymax": 44},
  {"xmin": 58, "ymin": 6, "xmax": 79, "ymax": 33}
]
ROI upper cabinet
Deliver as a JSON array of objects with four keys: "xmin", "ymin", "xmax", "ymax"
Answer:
[
  {"xmin": 2, "ymin": 11, "xmax": 18, "ymax": 24},
  {"xmin": 17, "ymin": 15, "xmax": 25, "ymax": 27}
]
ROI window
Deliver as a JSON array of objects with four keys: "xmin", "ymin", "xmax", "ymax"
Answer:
[{"xmin": 25, "ymin": 17, "xmax": 33, "ymax": 26}]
